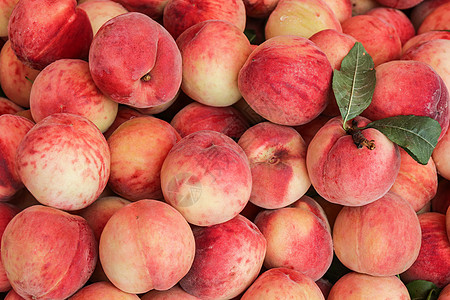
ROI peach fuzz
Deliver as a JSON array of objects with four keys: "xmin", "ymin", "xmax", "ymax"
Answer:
[
  {"xmin": 107, "ymin": 116, "xmax": 180, "ymax": 201},
  {"xmin": 238, "ymin": 122, "xmax": 310, "ymax": 209},
  {"xmin": 76, "ymin": 196, "xmax": 131, "ymax": 282},
  {"xmin": 306, "ymin": 116, "xmax": 401, "ymax": 206},
  {"xmin": 254, "ymin": 206, "xmax": 333, "ymax": 281},
  {"xmin": 103, "ymin": 105, "xmax": 145, "ymax": 139},
  {"xmin": 7, "ymin": 0, "xmax": 92, "ymax": 70},
  {"xmin": 89, "ymin": 12, "xmax": 181, "ymax": 109},
  {"xmin": 410, "ymin": 0, "xmax": 450, "ymax": 30},
  {"xmin": 160, "ymin": 130, "xmax": 252, "ymax": 226},
  {"xmin": 0, "ymin": 203, "xmax": 19, "ymax": 292},
  {"xmin": 264, "ymin": 0, "xmax": 342, "ymax": 39},
  {"xmin": 0, "ymin": 97, "xmax": 22, "ymax": 116},
  {"xmin": 402, "ymin": 30, "xmax": 450, "ymax": 54},
  {"xmin": 0, "ymin": 114, "xmax": 34, "ymax": 201},
  {"xmin": 333, "ymin": 192, "xmax": 422, "ymax": 276},
  {"xmin": 162, "ymin": 0, "xmax": 246, "ymax": 40},
  {"xmin": 16, "ymin": 113, "xmax": 110, "ymax": 211},
  {"xmin": 389, "ymin": 147, "xmax": 438, "ymax": 212},
  {"xmin": 241, "ymin": 267, "xmax": 325, "ymax": 299},
  {"xmin": 99, "ymin": 199, "xmax": 195, "ymax": 294},
  {"xmin": 401, "ymin": 212, "xmax": 450, "ymax": 288},
  {"xmin": 141, "ymin": 285, "xmax": 201, "ymax": 299},
  {"xmin": 170, "ymin": 102, "xmax": 249, "ymax": 140},
  {"xmin": 78, "ymin": 0, "xmax": 128, "ymax": 36},
  {"xmin": 362, "ymin": 60, "xmax": 449, "ymax": 141},
  {"xmin": 179, "ymin": 215, "xmax": 266, "ymax": 299},
  {"xmin": 366, "ymin": 7, "xmax": 415, "ymax": 45},
  {"xmin": 1, "ymin": 205, "xmax": 97, "ymax": 299},
  {"xmin": 30, "ymin": 59, "xmax": 118, "ymax": 133},
  {"xmin": 327, "ymin": 272, "xmax": 410, "ymax": 300},
  {"xmin": 176, "ymin": 20, "xmax": 253, "ymax": 107},
  {"xmin": 238, "ymin": 35, "xmax": 332, "ymax": 126},
  {"xmin": 418, "ymin": 2, "xmax": 450, "ymax": 34},
  {"xmin": 0, "ymin": 40, "xmax": 40, "ymax": 108},
  {"xmin": 341, "ymin": 14, "xmax": 402, "ymax": 66},
  {"xmin": 69, "ymin": 281, "xmax": 139, "ymax": 299},
  {"xmin": 243, "ymin": 0, "xmax": 280, "ymax": 18}
]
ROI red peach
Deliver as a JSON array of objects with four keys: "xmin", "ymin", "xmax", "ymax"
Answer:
[
  {"xmin": 0, "ymin": 40, "xmax": 39, "ymax": 108},
  {"xmin": 333, "ymin": 192, "xmax": 422, "ymax": 276},
  {"xmin": 366, "ymin": 7, "xmax": 415, "ymax": 45},
  {"xmin": 322, "ymin": 0, "xmax": 352, "ymax": 23},
  {"xmin": 389, "ymin": 147, "xmax": 438, "ymax": 212},
  {"xmin": 238, "ymin": 122, "xmax": 311, "ymax": 209},
  {"xmin": 78, "ymin": 0, "xmax": 128, "ymax": 36},
  {"xmin": 99, "ymin": 199, "xmax": 195, "ymax": 294},
  {"xmin": 433, "ymin": 126, "xmax": 450, "ymax": 180},
  {"xmin": 69, "ymin": 281, "xmax": 139, "ymax": 299},
  {"xmin": 7, "ymin": 0, "xmax": 92, "ymax": 70},
  {"xmin": 108, "ymin": 0, "xmax": 168, "ymax": 20},
  {"xmin": 401, "ymin": 212, "xmax": 450, "ymax": 288},
  {"xmin": 410, "ymin": 0, "xmax": 450, "ymax": 30},
  {"xmin": 103, "ymin": 105, "xmax": 145, "ymax": 139},
  {"xmin": 306, "ymin": 116, "xmax": 401, "ymax": 206},
  {"xmin": 6, "ymin": 188, "xmax": 40, "ymax": 211},
  {"xmin": 315, "ymin": 277, "xmax": 333, "ymax": 299},
  {"xmin": 16, "ymin": 113, "xmax": 110, "ymax": 211},
  {"xmin": 162, "ymin": 0, "xmax": 246, "ymax": 40},
  {"xmin": 418, "ymin": 2, "xmax": 450, "ymax": 34},
  {"xmin": 0, "ymin": 114, "xmax": 34, "ymax": 201},
  {"xmin": 1, "ymin": 205, "xmax": 97, "ymax": 299},
  {"xmin": 243, "ymin": 0, "xmax": 280, "ymax": 18},
  {"xmin": 241, "ymin": 267, "xmax": 325, "ymax": 299},
  {"xmin": 30, "ymin": 59, "xmax": 118, "ymax": 133},
  {"xmin": 291, "ymin": 195, "xmax": 331, "ymax": 233},
  {"xmin": 0, "ymin": 97, "xmax": 22, "ymax": 116},
  {"xmin": 440, "ymin": 283, "xmax": 450, "ymax": 300},
  {"xmin": 141, "ymin": 285, "xmax": 200, "ymax": 299},
  {"xmin": 254, "ymin": 206, "xmax": 333, "ymax": 281},
  {"xmin": 350, "ymin": 0, "xmax": 380, "ymax": 15},
  {"xmin": 107, "ymin": 116, "xmax": 180, "ymax": 201},
  {"xmin": 179, "ymin": 215, "xmax": 266, "ymax": 299},
  {"xmin": 362, "ymin": 60, "xmax": 449, "ymax": 141},
  {"xmin": 89, "ymin": 12, "xmax": 182, "ymax": 109},
  {"xmin": 373, "ymin": 0, "xmax": 424, "ymax": 9},
  {"xmin": 341, "ymin": 14, "xmax": 402, "ymax": 66},
  {"xmin": 4, "ymin": 289, "xmax": 24, "ymax": 300},
  {"xmin": 402, "ymin": 30, "xmax": 450, "ymax": 54},
  {"xmin": 238, "ymin": 35, "xmax": 332, "ymax": 126},
  {"xmin": 327, "ymin": 272, "xmax": 410, "ymax": 299},
  {"xmin": 0, "ymin": 0, "xmax": 18, "ymax": 37},
  {"xmin": 160, "ymin": 130, "xmax": 252, "ymax": 226},
  {"xmin": 0, "ymin": 203, "xmax": 19, "ymax": 292},
  {"xmin": 170, "ymin": 102, "xmax": 250, "ymax": 140}
]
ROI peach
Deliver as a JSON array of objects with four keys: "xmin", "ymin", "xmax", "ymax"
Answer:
[
  {"xmin": 401, "ymin": 39, "xmax": 450, "ymax": 95},
  {"xmin": 103, "ymin": 105, "xmax": 145, "ymax": 139},
  {"xmin": 402, "ymin": 30, "xmax": 450, "ymax": 54},
  {"xmin": 232, "ymin": 98, "xmax": 267, "ymax": 126},
  {"xmin": 99, "ymin": 199, "xmax": 195, "ymax": 294},
  {"xmin": 30, "ymin": 59, "xmax": 118, "ymax": 133},
  {"xmin": 410, "ymin": 0, "xmax": 450, "ymax": 30},
  {"xmin": 401, "ymin": 212, "xmax": 450, "ymax": 288},
  {"xmin": 291, "ymin": 195, "xmax": 331, "ymax": 233},
  {"xmin": 389, "ymin": 148, "xmax": 438, "ymax": 212},
  {"xmin": 264, "ymin": 0, "xmax": 342, "ymax": 39},
  {"xmin": 418, "ymin": 1, "xmax": 450, "ymax": 34},
  {"xmin": 0, "ymin": 0, "xmax": 18, "ymax": 37},
  {"xmin": 69, "ymin": 281, "xmax": 139, "ymax": 299},
  {"xmin": 160, "ymin": 130, "xmax": 252, "ymax": 226},
  {"xmin": 16, "ymin": 113, "xmax": 110, "ymax": 211},
  {"xmin": 327, "ymin": 272, "xmax": 410, "ymax": 299},
  {"xmin": 0, "ymin": 203, "xmax": 19, "ymax": 292},
  {"xmin": 431, "ymin": 178, "xmax": 450, "ymax": 214},
  {"xmin": 374, "ymin": 0, "xmax": 424, "ymax": 9},
  {"xmin": 440, "ymin": 283, "xmax": 450, "ymax": 300},
  {"xmin": 341, "ymin": 14, "xmax": 402, "ymax": 66},
  {"xmin": 4, "ymin": 289, "xmax": 24, "ymax": 300},
  {"xmin": 141, "ymin": 285, "xmax": 200, "ymax": 299},
  {"xmin": 7, "ymin": 0, "xmax": 92, "ymax": 70},
  {"xmin": 306, "ymin": 116, "xmax": 401, "ymax": 206},
  {"xmin": 176, "ymin": 20, "xmax": 253, "ymax": 107},
  {"xmin": 0, "ymin": 97, "xmax": 22, "ymax": 116},
  {"xmin": 110, "ymin": 0, "xmax": 168, "ymax": 20},
  {"xmin": 254, "ymin": 206, "xmax": 333, "ymax": 281},
  {"xmin": 0, "ymin": 40, "xmax": 40, "ymax": 108},
  {"xmin": 433, "ymin": 127, "xmax": 450, "ymax": 180},
  {"xmin": 350, "ymin": 0, "xmax": 380, "ymax": 15},
  {"xmin": 1, "ymin": 205, "xmax": 97, "ymax": 299},
  {"xmin": 89, "ymin": 12, "xmax": 181, "ymax": 109},
  {"xmin": 294, "ymin": 115, "xmax": 332, "ymax": 146},
  {"xmin": 107, "ymin": 116, "xmax": 180, "ymax": 201},
  {"xmin": 6, "ymin": 188, "xmax": 40, "ymax": 211},
  {"xmin": 179, "ymin": 215, "xmax": 266, "ymax": 299},
  {"xmin": 162, "ymin": 0, "xmax": 246, "ymax": 40},
  {"xmin": 362, "ymin": 60, "xmax": 449, "ymax": 141},
  {"xmin": 0, "ymin": 114, "xmax": 34, "ymax": 200},
  {"xmin": 238, "ymin": 35, "xmax": 332, "ymax": 126},
  {"xmin": 447, "ymin": 206, "xmax": 450, "ymax": 242},
  {"xmin": 313, "ymin": 195, "xmax": 343, "ymax": 230},
  {"xmin": 243, "ymin": 0, "xmax": 280, "ymax": 18},
  {"xmin": 170, "ymin": 102, "xmax": 250, "ymax": 140},
  {"xmin": 78, "ymin": 0, "xmax": 128, "ymax": 36},
  {"xmin": 366, "ymin": 7, "xmax": 415, "ymax": 45},
  {"xmin": 241, "ymin": 267, "xmax": 325, "ymax": 299},
  {"xmin": 333, "ymin": 192, "xmax": 422, "ymax": 276},
  {"xmin": 322, "ymin": 0, "xmax": 352, "ymax": 23},
  {"xmin": 315, "ymin": 278, "xmax": 333, "ymax": 299},
  {"xmin": 238, "ymin": 122, "xmax": 310, "ymax": 209}
]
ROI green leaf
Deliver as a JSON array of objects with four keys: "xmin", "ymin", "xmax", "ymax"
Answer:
[
  {"xmin": 406, "ymin": 280, "xmax": 441, "ymax": 300},
  {"xmin": 366, "ymin": 115, "xmax": 441, "ymax": 165},
  {"xmin": 244, "ymin": 29, "xmax": 256, "ymax": 44},
  {"xmin": 333, "ymin": 42, "xmax": 376, "ymax": 130}
]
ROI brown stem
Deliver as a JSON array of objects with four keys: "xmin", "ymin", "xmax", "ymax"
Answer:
[
  {"xmin": 141, "ymin": 73, "xmax": 151, "ymax": 82},
  {"xmin": 346, "ymin": 120, "xmax": 376, "ymax": 150}
]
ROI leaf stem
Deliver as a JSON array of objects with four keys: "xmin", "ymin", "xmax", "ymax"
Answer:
[{"xmin": 346, "ymin": 120, "xmax": 375, "ymax": 150}]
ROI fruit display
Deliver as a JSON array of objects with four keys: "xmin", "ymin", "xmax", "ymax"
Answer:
[{"xmin": 0, "ymin": 0, "xmax": 449, "ymax": 299}]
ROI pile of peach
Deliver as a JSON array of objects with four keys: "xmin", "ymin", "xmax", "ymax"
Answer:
[{"xmin": 0, "ymin": 0, "xmax": 449, "ymax": 298}]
